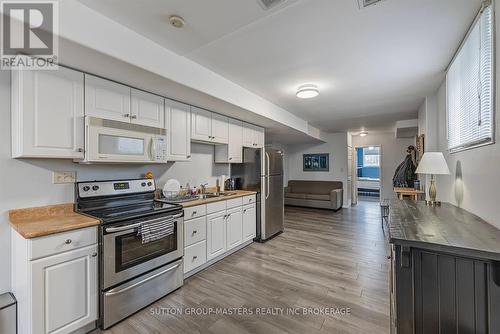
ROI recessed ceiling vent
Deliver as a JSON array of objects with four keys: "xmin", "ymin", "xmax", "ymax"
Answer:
[
  {"xmin": 357, "ymin": 0, "xmax": 386, "ymax": 9},
  {"xmin": 258, "ymin": 0, "xmax": 288, "ymax": 10}
]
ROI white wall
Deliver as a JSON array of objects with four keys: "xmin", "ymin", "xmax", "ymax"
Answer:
[
  {"xmin": 418, "ymin": 0, "xmax": 500, "ymax": 230},
  {"xmin": 431, "ymin": 79, "xmax": 500, "ymax": 229},
  {"xmin": 285, "ymin": 133, "xmax": 349, "ymax": 206},
  {"xmin": 353, "ymin": 132, "xmax": 415, "ymax": 200},
  {"xmin": 0, "ymin": 70, "xmax": 228, "ymax": 293}
]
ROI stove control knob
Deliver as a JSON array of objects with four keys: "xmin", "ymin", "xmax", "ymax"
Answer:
[
  {"xmin": 141, "ymin": 182, "xmax": 146, "ymax": 187},
  {"xmin": 92, "ymin": 185, "xmax": 99, "ymax": 191},
  {"xmin": 147, "ymin": 182, "xmax": 152, "ymax": 187},
  {"xmin": 82, "ymin": 186, "xmax": 90, "ymax": 192}
]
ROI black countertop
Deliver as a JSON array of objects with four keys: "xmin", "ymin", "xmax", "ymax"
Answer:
[{"xmin": 389, "ymin": 200, "xmax": 500, "ymax": 261}]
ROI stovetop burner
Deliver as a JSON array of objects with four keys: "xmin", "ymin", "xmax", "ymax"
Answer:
[{"xmin": 75, "ymin": 179, "xmax": 183, "ymax": 224}]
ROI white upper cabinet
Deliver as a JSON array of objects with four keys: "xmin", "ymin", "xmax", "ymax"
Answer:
[
  {"xmin": 211, "ymin": 113, "xmax": 229, "ymax": 144},
  {"xmin": 166, "ymin": 99, "xmax": 191, "ymax": 161},
  {"xmin": 11, "ymin": 66, "xmax": 85, "ymax": 159},
  {"xmin": 191, "ymin": 107, "xmax": 212, "ymax": 142},
  {"xmin": 131, "ymin": 89, "xmax": 165, "ymax": 128},
  {"xmin": 85, "ymin": 74, "xmax": 131, "ymax": 122},
  {"xmin": 214, "ymin": 118, "xmax": 242, "ymax": 164},
  {"xmin": 242, "ymin": 123, "xmax": 265, "ymax": 148},
  {"xmin": 191, "ymin": 107, "xmax": 229, "ymax": 144}
]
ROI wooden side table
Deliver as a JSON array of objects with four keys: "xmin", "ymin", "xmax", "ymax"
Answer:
[{"xmin": 394, "ymin": 187, "xmax": 425, "ymax": 201}]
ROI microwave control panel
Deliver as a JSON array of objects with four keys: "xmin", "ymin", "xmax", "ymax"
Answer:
[{"xmin": 152, "ymin": 136, "xmax": 168, "ymax": 162}]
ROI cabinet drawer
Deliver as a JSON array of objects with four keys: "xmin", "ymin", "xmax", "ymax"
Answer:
[
  {"xmin": 184, "ymin": 216, "xmax": 206, "ymax": 247},
  {"xmin": 242, "ymin": 195, "xmax": 256, "ymax": 205},
  {"xmin": 226, "ymin": 197, "xmax": 243, "ymax": 209},
  {"xmin": 184, "ymin": 205, "xmax": 206, "ymax": 220},
  {"xmin": 30, "ymin": 227, "xmax": 97, "ymax": 260},
  {"xmin": 184, "ymin": 240, "xmax": 207, "ymax": 273},
  {"xmin": 207, "ymin": 201, "xmax": 226, "ymax": 214}
]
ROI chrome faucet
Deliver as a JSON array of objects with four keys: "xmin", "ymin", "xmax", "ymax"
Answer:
[{"xmin": 200, "ymin": 183, "xmax": 208, "ymax": 194}]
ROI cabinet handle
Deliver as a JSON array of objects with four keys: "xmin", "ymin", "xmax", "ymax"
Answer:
[
  {"xmin": 243, "ymin": 209, "xmax": 247, "ymax": 213},
  {"xmin": 64, "ymin": 239, "xmax": 72, "ymax": 245},
  {"xmin": 227, "ymin": 213, "xmax": 231, "ymax": 218},
  {"xmin": 92, "ymin": 252, "xmax": 98, "ymax": 257},
  {"xmin": 192, "ymin": 230, "xmax": 197, "ymax": 235},
  {"xmin": 76, "ymin": 148, "xmax": 83, "ymax": 153},
  {"xmin": 229, "ymin": 157, "xmax": 233, "ymax": 160},
  {"xmin": 192, "ymin": 211, "xmax": 197, "ymax": 216},
  {"xmin": 123, "ymin": 114, "xmax": 130, "ymax": 118},
  {"xmin": 193, "ymin": 256, "xmax": 198, "ymax": 260},
  {"xmin": 131, "ymin": 115, "xmax": 137, "ymax": 119}
]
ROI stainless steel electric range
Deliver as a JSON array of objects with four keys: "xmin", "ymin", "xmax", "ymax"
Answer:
[{"xmin": 75, "ymin": 178, "xmax": 184, "ymax": 329}]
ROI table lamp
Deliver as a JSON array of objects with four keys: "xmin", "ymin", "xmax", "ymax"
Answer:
[{"xmin": 415, "ymin": 152, "xmax": 450, "ymax": 206}]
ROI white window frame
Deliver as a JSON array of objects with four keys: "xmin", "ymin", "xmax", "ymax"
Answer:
[{"xmin": 446, "ymin": 0, "xmax": 496, "ymax": 153}]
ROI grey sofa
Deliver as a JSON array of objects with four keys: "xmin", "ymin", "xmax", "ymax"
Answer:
[{"xmin": 284, "ymin": 180, "xmax": 343, "ymax": 211}]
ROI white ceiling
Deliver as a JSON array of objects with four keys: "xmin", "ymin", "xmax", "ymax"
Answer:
[{"xmin": 78, "ymin": 0, "xmax": 482, "ymax": 132}]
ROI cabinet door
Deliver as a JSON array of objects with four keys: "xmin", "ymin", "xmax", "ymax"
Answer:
[
  {"xmin": 85, "ymin": 74, "xmax": 131, "ymax": 122},
  {"xmin": 211, "ymin": 113, "xmax": 229, "ymax": 144},
  {"xmin": 11, "ymin": 67, "xmax": 84, "ymax": 159},
  {"xmin": 166, "ymin": 100, "xmax": 191, "ymax": 161},
  {"xmin": 228, "ymin": 119, "xmax": 243, "ymax": 163},
  {"xmin": 207, "ymin": 212, "xmax": 227, "ymax": 260},
  {"xmin": 242, "ymin": 204, "xmax": 256, "ymax": 242},
  {"xmin": 191, "ymin": 107, "xmax": 212, "ymax": 141},
  {"xmin": 131, "ymin": 89, "xmax": 164, "ymax": 128},
  {"xmin": 226, "ymin": 207, "xmax": 243, "ymax": 251},
  {"xmin": 242, "ymin": 122, "xmax": 256, "ymax": 148},
  {"xmin": 254, "ymin": 126, "xmax": 265, "ymax": 148},
  {"xmin": 31, "ymin": 245, "xmax": 98, "ymax": 334}
]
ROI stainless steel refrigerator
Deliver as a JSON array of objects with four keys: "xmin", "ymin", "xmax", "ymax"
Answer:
[{"xmin": 232, "ymin": 147, "xmax": 284, "ymax": 241}]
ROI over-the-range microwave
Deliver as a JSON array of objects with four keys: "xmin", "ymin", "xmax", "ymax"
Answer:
[{"xmin": 78, "ymin": 117, "xmax": 168, "ymax": 164}]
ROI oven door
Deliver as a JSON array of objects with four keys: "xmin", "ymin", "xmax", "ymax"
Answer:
[{"xmin": 102, "ymin": 212, "xmax": 183, "ymax": 289}]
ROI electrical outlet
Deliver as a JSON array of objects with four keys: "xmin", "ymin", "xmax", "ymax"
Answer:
[{"xmin": 53, "ymin": 171, "xmax": 76, "ymax": 184}]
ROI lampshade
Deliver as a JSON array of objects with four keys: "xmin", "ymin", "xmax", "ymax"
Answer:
[{"xmin": 415, "ymin": 152, "xmax": 450, "ymax": 175}]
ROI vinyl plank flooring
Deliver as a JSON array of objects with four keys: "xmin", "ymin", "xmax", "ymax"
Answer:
[{"xmin": 95, "ymin": 201, "xmax": 390, "ymax": 334}]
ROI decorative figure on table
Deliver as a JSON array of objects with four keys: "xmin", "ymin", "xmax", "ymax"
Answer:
[{"xmin": 393, "ymin": 146, "xmax": 417, "ymax": 188}]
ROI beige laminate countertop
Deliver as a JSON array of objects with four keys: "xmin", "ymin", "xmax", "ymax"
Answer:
[
  {"xmin": 178, "ymin": 190, "xmax": 258, "ymax": 208},
  {"xmin": 9, "ymin": 203, "xmax": 100, "ymax": 239}
]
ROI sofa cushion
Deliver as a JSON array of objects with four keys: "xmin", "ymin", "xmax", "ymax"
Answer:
[
  {"xmin": 285, "ymin": 193, "xmax": 307, "ymax": 199},
  {"xmin": 288, "ymin": 180, "xmax": 343, "ymax": 195},
  {"xmin": 305, "ymin": 194, "xmax": 330, "ymax": 201}
]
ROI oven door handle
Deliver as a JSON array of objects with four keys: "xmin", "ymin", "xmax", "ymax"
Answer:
[
  {"xmin": 105, "ymin": 213, "xmax": 183, "ymax": 233},
  {"xmin": 104, "ymin": 262, "xmax": 181, "ymax": 297}
]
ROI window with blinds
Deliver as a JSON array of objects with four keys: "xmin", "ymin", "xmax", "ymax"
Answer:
[{"xmin": 446, "ymin": 3, "xmax": 494, "ymax": 152}]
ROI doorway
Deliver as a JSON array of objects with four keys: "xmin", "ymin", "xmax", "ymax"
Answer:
[{"xmin": 355, "ymin": 146, "xmax": 381, "ymax": 201}]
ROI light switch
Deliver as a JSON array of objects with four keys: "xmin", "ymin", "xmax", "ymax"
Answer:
[{"xmin": 53, "ymin": 171, "xmax": 76, "ymax": 184}]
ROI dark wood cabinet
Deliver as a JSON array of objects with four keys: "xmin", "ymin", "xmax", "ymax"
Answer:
[
  {"xmin": 388, "ymin": 201, "xmax": 500, "ymax": 334},
  {"xmin": 391, "ymin": 245, "xmax": 500, "ymax": 333}
]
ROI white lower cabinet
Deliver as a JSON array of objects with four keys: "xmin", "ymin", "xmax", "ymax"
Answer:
[
  {"xmin": 226, "ymin": 207, "xmax": 243, "ymax": 251},
  {"xmin": 183, "ymin": 195, "xmax": 256, "ymax": 275},
  {"xmin": 207, "ymin": 211, "xmax": 227, "ymax": 260},
  {"xmin": 12, "ymin": 227, "xmax": 98, "ymax": 334},
  {"xmin": 242, "ymin": 204, "xmax": 257, "ymax": 242},
  {"xmin": 184, "ymin": 240, "xmax": 207, "ymax": 273},
  {"xmin": 31, "ymin": 245, "xmax": 98, "ymax": 334}
]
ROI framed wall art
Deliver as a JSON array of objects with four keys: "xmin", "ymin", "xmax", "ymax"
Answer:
[{"xmin": 303, "ymin": 153, "xmax": 329, "ymax": 172}]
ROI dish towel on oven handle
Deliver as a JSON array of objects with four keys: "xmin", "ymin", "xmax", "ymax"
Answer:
[{"xmin": 138, "ymin": 219, "xmax": 175, "ymax": 244}]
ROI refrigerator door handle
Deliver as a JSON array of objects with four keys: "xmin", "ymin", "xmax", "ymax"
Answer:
[{"xmin": 265, "ymin": 152, "xmax": 271, "ymax": 199}]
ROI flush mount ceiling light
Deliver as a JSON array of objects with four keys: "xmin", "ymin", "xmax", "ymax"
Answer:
[
  {"xmin": 296, "ymin": 84, "xmax": 320, "ymax": 99},
  {"xmin": 359, "ymin": 131, "xmax": 368, "ymax": 137},
  {"xmin": 169, "ymin": 15, "xmax": 185, "ymax": 28}
]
